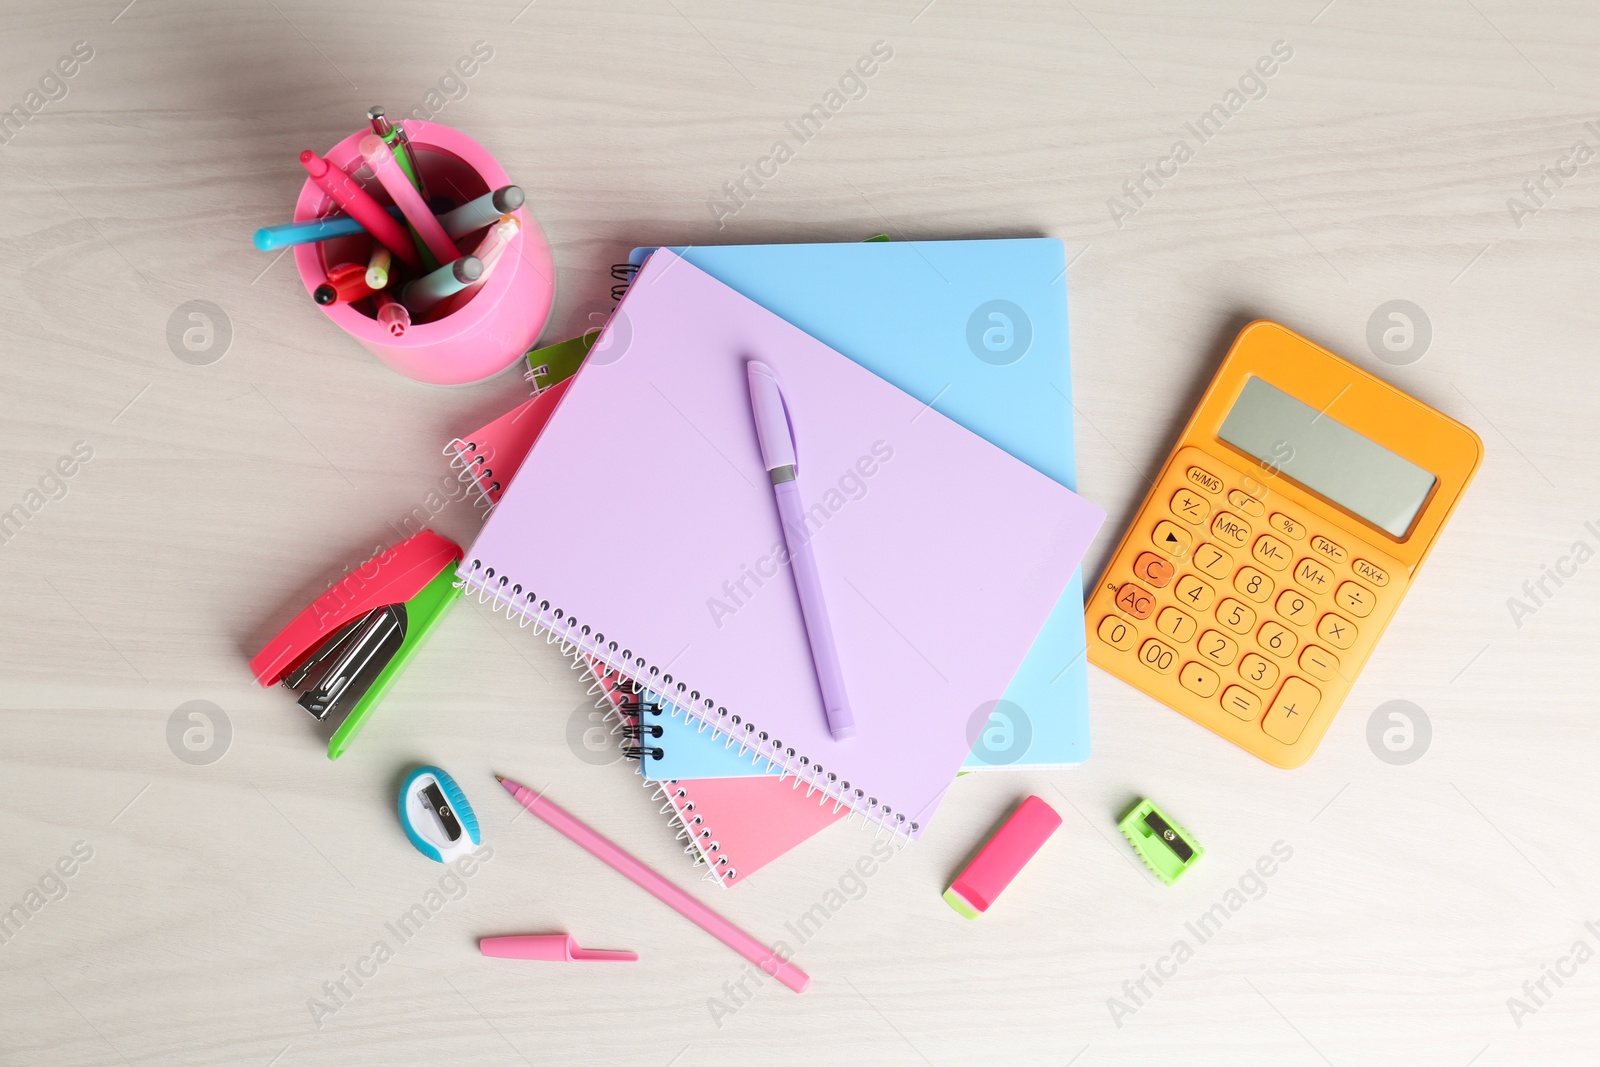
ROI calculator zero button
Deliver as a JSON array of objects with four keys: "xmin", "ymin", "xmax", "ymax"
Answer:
[
  {"xmin": 1210, "ymin": 512, "xmax": 1252, "ymax": 548},
  {"xmin": 1335, "ymin": 581, "xmax": 1375, "ymax": 618},
  {"xmin": 1293, "ymin": 558, "xmax": 1334, "ymax": 595},
  {"xmin": 1317, "ymin": 613, "xmax": 1357, "ymax": 650},
  {"xmin": 1170, "ymin": 489, "xmax": 1210, "ymax": 525},
  {"xmin": 1098, "ymin": 615, "xmax": 1138, "ymax": 651},
  {"xmin": 1262, "ymin": 677, "xmax": 1322, "ymax": 745}
]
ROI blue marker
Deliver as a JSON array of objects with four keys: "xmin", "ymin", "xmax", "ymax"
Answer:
[{"xmin": 252, "ymin": 205, "xmax": 407, "ymax": 252}]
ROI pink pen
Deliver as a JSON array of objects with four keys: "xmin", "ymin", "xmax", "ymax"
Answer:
[
  {"xmin": 747, "ymin": 361, "xmax": 855, "ymax": 741},
  {"xmin": 497, "ymin": 776, "xmax": 809, "ymax": 994},
  {"xmin": 359, "ymin": 134, "xmax": 459, "ymax": 268},
  {"xmin": 374, "ymin": 291, "xmax": 410, "ymax": 338},
  {"xmin": 298, "ymin": 149, "xmax": 421, "ymax": 269}
]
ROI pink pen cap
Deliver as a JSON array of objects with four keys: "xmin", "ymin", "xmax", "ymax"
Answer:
[
  {"xmin": 944, "ymin": 795, "xmax": 1061, "ymax": 919},
  {"xmin": 479, "ymin": 934, "xmax": 637, "ymax": 962}
]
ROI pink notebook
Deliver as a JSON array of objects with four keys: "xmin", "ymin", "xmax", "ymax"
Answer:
[
  {"xmin": 443, "ymin": 378, "xmax": 571, "ymax": 511},
  {"xmin": 461, "ymin": 250, "xmax": 1104, "ymax": 839}
]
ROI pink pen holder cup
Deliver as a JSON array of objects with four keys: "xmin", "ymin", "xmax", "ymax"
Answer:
[{"xmin": 293, "ymin": 121, "xmax": 554, "ymax": 385}]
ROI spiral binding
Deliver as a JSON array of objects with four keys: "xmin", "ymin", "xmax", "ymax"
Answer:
[
  {"xmin": 442, "ymin": 438, "xmax": 499, "ymax": 513},
  {"xmin": 610, "ymin": 262, "xmax": 638, "ymax": 302},
  {"xmin": 459, "ymin": 558, "xmax": 921, "ymax": 846}
]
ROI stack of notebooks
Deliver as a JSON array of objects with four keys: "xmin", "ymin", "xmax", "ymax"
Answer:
[{"xmin": 449, "ymin": 238, "xmax": 1104, "ymax": 886}]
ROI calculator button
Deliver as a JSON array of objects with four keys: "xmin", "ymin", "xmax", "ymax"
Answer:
[
  {"xmin": 1353, "ymin": 559, "xmax": 1390, "ymax": 587},
  {"xmin": 1220, "ymin": 685, "xmax": 1262, "ymax": 721},
  {"xmin": 1215, "ymin": 598, "xmax": 1256, "ymax": 635},
  {"xmin": 1196, "ymin": 629, "xmax": 1238, "ymax": 666},
  {"xmin": 1298, "ymin": 645, "xmax": 1339, "ymax": 681},
  {"xmin": 1251, "ymin": 535, "xmax": 1291, "ymax": 572},
  {"xmin": 1139, "ymin": 638, "xmax": 1178, "ymax": 675},
  {"xmin": 1152, "ymin": 521, "xmax": 1193, "ymax": 559},
  {"xmin": 1275, "ymin": 590, "xmax": 1315, "ymax": 627},
  {"xmin": 1156, "ymin": 607, "xmax": 1197, "ymax": 643},
  {"xmin": 1262, "ymin": 677, "xmax": 1321, "ymax": 744},
  {"xmin": 1170, "ymin": 489, "xmax": 1210, "ymax": 525},
  {"xmin": 1131, "ymin": 551, "xmax": 1176, "ymax": 588},
  {"xmin": 1234, "ymin": 567, "xmax": 1274, "ymax": 603},
  {"xmin": 1098, "ymin": 615, "xmax": 1138, "ymax": 651},
  {"xmin": 1227, "ymin": 490, "xmax": 1264, "ymax": 517},
  {"xmin": 1309, "ymin": 535, "xmax": 1347, "ymax": 564},
  {"xmin": 1191, "ymin": 542, "xmax": 1233, "ymax": 580},
  {"xmin": 1179, "ymin": 661, "xmax": 1220, "ymax": 698},
  {"xmin": 1293, "ymin": 557, "xmax": 1334, "ymax": 595},
  {"xmin": 1316, "ymin": 612, "xmax": 1357, "ymax": 650},
  {"xmin": 1258, "ymin": 620, "xmax": 1298, "ymax": 659},
  {"xmin": 1173, "ymin": 574, "xmax": 1215, "ymax": 611},
  {"xmin": 1238, "ymin": 653, "xmax": 1279, "ymax": 690},
  {"xmin": 1268, "ymin": 512, "xmax": 1306, "ymax": 540},
  {"xmin": 1210, "ymin": 512, "xmax": 1252, "ymax": 548},
  {"xmin": 1114, "ymin": 583, "xmax": 1156, "ymax": 620},
  {"xmin": 1186, "ymin": 465, "xmax": 1224, "ymax": 494},
  {"xmin": 1334, "ymin": 581, "xmax": 1375, "ymax": 618}
]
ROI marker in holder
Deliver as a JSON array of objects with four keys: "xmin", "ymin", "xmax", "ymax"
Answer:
[{"xmin": 292, "ymin": 121, "xmax": 555, "ymax": 386}]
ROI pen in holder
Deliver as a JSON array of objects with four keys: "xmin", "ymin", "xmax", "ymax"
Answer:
[{"xmin": 292, "ymin": 121, "xmax": 554, "ymax": 386}]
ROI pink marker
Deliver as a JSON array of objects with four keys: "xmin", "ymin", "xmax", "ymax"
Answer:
[
  {"xmin": 359, "ymin": 134, "xmax": 458, "ymax": 268},
  {"xmin": 944, "ymin": 795, "xmax": 1061, "ymax": 919},
  {"xmin": 480, "ymin": 934, "xmax": 636, "ymax": 962},
  {"xmin": 298, "ymin": 149, "xmax": 421, "ymax": 269},
  {"xmin": 497, "ymin": 776, "xmax": 809, "ymax": 993},
  {"xmin": 374, "ymin": 291, "xmax": 410, "ymax": 338}
]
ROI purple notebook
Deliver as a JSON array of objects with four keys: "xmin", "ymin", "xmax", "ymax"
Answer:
[{"xmin": 460, "ymin": 250, "xmax": 1104, "ymax": 839}]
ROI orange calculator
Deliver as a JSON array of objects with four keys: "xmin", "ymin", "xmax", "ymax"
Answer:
[{"xmin": 1086, "ymin": 321, "xmax": 1482, "ymax": 767}]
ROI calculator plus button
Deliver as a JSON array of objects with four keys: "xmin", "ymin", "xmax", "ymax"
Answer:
[
  {"xmin": 1215, "ymin": 598, "xmax": 1256, "ymax": 635},
  {"xmin": 1139, "ymin": 638, "xmax": 1178, "ymax": 675},
  {"xmin": 1186, "ymin": 465, "xmax": 1224, "ymax": 495},
  {"xmin": 1196, "ymin": 629, "xmax": 1239, "ymax": 666},
  {"xmin": 1170, "ymin": 489, "xmax": 1211, "ymax": 525},
  {"xmin": 1227, "ymin": 490, "xmax": 1265, "ymax": 517},
  {"xmin": 1156, "ymin": 607, "xmax": 1197, "ymax": 643},
  {"xmin": 1191, "ymin": 542, "xmax": 1234, "ymax": 580},
  {"xmin": 1316, "ymin": 612, "xmax": 1357, "ymax": 650},
  {"xmin": 1310, "ymin": 535, "xmax": 1347, "ymax": 564},
  {"xmin": 1131, "ymin": 551, "xmax": 1176, "ymax": 588},
  {"xmin": 1268, "ymin": 512, "xmax": 1306, "ymax": 540},
  {"xmin": 1114, "ymin": 583, "xmax": 1157, "ymax": 620},
  {"xmin": 1210, "ymin": 512, "xmax": 1252, "ymax": 548},
  {"xmin": 1298, "ymin": 645, "xmax": 1339, "ymax": 681},
  {"xmin": 1353, "ymin": 559, "xmax": 1390, "ymax": 587},
  {"xmin": 1275, "ymin": 590, "xmax": 1315, "ymax": 627},
  {"xmin": 1262, "ymin": 677, "xmax": 1321, "ymax": 744},
  {"xmin": 1234, "ymin": 567, "xmax": 1274, "ymax": 603},
  {"xmin": 1098, "ymin": 615, "xmax": 1138, "ymax": 651},
  {"xmin": 1179, "ymin": 661, "xmax": 1220, "ymax": 698},
  {"xmin": 1258, "ymin": 620, "xmax": 1297, "ymax": 659},
  {"xmin": 1152, "ymin": 521, "xmax": 1193, "ymax": 559},
  {"xmin": 1334, "ymin": 581, "xmax": 1375, "ymax": 618},
  {"xmin": 1220, "ymin": 685, "xmax": 1262, "ymax": 721},
  {"xmin": 1174, "ymin": 574, "xmax": 1215, "ymax": 611},
  {"xmin": 1293, "ymin": 557, "xmax": 1334, "ymax": 595},
  {"xmin": 1238, "ymin": 653, "xmax": 1279, "ymax": 690},
  {"xmin": 1251, "ymin": 535, "xmax": 1291, "ymax": 572}
]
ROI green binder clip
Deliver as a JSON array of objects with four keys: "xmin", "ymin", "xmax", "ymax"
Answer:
[
  {"xmin": 1118, "ymin": 799, "xmax": 1204, "ymax": 885},
  {"xmin": 250, "ymin": 530, "xmax": 463, "ymax": 759}
]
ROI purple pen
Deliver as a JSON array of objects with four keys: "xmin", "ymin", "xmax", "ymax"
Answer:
[{"xmin": 747, "ymin": 360, "xmax": 856, "ymax": 741}]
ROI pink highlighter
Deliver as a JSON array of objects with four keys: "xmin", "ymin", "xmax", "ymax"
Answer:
[{"xmin": 944, "ymin": 795, "xmax": 1062, "ymax": 919}]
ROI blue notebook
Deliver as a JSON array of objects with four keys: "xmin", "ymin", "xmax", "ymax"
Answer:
[{"xmin": 629, "ymin": 238, "xmax": 1089, "ymax": 779}]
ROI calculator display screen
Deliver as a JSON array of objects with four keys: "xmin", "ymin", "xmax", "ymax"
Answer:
[{"xmin": 1218, "ymin": 377, "xmax": 1437, "ymax": 538}]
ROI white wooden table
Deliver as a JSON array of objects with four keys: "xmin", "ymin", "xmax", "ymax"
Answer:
[{"xmin": 3, "ymin": 1, "xmax": 1597, "ymax": 1063}]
